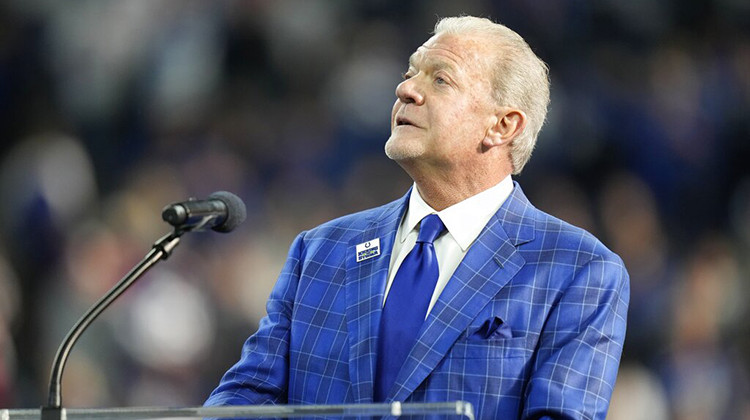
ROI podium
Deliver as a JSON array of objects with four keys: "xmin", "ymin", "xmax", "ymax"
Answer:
[{"xmin": 0, "ymin": 401, "xmax": 475, "ymax": 419}]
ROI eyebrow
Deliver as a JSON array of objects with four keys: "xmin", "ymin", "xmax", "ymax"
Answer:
[
  {"xmin": 407, "ymin": 53, "xmax": 456, "ymax": 74},
  {"xmin": 407, "ymin": 52, "xmax": 419, "ymax": 68}
]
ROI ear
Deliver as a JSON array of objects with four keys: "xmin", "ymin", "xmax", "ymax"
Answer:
[{"xmin": 482, "ymin": 108, "xmax": 527, "ymax": 148}]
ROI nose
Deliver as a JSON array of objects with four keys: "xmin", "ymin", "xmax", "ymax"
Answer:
[{"xmin": 395, "ymin": 77, "xmax": 424, "ymax": 105}]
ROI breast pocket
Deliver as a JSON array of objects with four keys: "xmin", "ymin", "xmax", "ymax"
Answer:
[
  {"xmin": 449, "ymin": 335, "xmax": 535, "ymax": 359},
  {"xmin": 425, "ymin": 334, "xmax": 536, "ymax": 406}
]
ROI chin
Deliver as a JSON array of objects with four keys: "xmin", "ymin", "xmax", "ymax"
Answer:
[{"xmin": 384, "ymin": 135, "xmax": 424, "ymax": 162}]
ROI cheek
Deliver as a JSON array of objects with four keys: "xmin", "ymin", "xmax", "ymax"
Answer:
[
  {"xmin": 442, "ymin": 102, "xmax": 486, "ymax": 134},
  {"xmin": 433, "ymin": 105, "xmax": 490, "ymax": 153},
  {"xmin": 390, "ymin": 100, "xmax": 400, "ymax": 126},
  {"xmin": 462, "ymin": 96, "xmax": 494, "ymax": 132}
]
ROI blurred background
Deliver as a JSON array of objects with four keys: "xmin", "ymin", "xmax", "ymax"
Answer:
[{"xmin": 0, "ymin": 0, "xmax": 748, "ymax": 419}]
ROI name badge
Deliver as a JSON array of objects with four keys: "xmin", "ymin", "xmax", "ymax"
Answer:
[{"xmin": 356, "ymin": 238, "xmax": 381, "ymax": 262}]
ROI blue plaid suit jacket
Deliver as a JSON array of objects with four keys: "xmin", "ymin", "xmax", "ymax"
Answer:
[{"xmin": 206, "ymin": 183, "xmax": 629, "ymax": 419}]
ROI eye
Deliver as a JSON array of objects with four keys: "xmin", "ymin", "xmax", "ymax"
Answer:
[
  {"xmin": 402, "ymin": 72, "xmax": 413, "ymax": 80},
  {"xmin": 433, "ymin": 72, "xmax": 451, "ymax": 86}
]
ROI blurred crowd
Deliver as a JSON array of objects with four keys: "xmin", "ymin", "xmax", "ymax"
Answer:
[{"xmin": 0, "ymin": 1, "xmax": 748, "ymax": 419}]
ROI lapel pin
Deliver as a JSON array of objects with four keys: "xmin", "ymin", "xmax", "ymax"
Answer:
[{"xmin": 356, "ymin": 238, "xmax": 381, "ymax": 262}]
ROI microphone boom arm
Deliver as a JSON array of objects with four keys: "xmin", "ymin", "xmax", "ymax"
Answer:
[{"xmin": 45, "ymin": 231, "xmax": 182, "ymax": 410}]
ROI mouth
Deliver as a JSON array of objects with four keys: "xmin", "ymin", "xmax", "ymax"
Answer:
[{"xmin": 395, "ymin": 116, "xmax": 417, "ymax": 127}]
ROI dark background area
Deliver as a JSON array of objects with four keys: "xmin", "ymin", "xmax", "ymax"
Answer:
[{"xmin": 0, "ymin": 1, "xmax": 748, "ymax": 419}]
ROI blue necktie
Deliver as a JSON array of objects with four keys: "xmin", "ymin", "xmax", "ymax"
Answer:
[{"xmin": 375, "ymin": 213, "xmax": 446, "ymax": 401}]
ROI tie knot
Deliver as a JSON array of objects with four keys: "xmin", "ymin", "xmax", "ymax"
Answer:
[{"xmin": 417, "ymin": 214, "xmax": 445, "ymax": 244}]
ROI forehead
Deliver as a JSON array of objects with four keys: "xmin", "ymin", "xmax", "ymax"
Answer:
[{"xmin": 408, "ymin": 33, "xmax": 491, "ymax": 75}]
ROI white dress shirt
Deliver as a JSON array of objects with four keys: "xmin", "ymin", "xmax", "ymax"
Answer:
[{"xmin": 383, "ymin": 175, "xmax": 514, "ymax": 315}]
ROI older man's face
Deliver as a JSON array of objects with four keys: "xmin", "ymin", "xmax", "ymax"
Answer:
[{"xmin": 385, "ymin": 33, "xmax": 499, "ymax": 172}]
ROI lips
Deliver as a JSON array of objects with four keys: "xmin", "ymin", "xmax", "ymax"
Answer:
[{"xmin": 395, "ymin": 115, "xmax": 417, "ymax": 127}]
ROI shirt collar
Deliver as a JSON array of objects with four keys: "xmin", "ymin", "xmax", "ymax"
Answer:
[{"xmin": 400, "ymin": 175, "xmax": 514, "ymax": 251}]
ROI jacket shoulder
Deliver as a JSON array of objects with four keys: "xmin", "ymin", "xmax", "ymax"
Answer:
[
  {"xmin": 526, "ymin": 205, "xmax": 622, "ymax": 266},
  {"xmin": 301, "ymin": 196, "xmax": 405, "ymax": 241}
]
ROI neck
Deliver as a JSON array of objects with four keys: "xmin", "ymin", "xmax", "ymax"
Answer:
[
  {"xmin": 395, "ymin": 147, "xmax": 513, "ymax": 210},
  {"xmin": 409, "ymin": 168, "xmax": 509, "ymax": 211}
]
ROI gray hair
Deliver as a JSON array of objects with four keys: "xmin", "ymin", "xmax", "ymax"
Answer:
[{"xmin": 434, "ymin": 16, "xmax": 550, "ymax": 174}]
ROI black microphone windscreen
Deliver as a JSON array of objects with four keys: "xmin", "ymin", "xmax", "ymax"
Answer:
[{"xmin": 208, "ymin": 191, "xmax": 247, "ymax": 232}]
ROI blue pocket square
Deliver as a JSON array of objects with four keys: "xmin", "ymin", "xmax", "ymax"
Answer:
[{"xmin": 469, "ymin": 317, "xmax": 513, "ymax": 340}]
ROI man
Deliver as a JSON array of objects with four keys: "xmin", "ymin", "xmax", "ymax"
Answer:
[{"xmin": 206, "ymin": 16, "xmax": 629, "ymax": 419}]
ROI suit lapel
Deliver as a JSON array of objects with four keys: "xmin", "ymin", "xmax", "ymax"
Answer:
[
  {"xmin": 345, "ymin": 192, "xmax": 410, "ymax": 403},
  {"xmin": 388, "ymin": 183, "xmax": 536, "ymax": 402}
]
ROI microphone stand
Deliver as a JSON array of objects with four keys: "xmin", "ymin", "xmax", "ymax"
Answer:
[{"xmin": 42, "ymin": 228, "xmax": 187, "ymax": 420}]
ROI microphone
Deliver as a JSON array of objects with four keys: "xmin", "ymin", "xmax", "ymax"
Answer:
[
  {"xmin": 162, "ymin": 191, "xmax": 246, "ymax": 233},
  {"xmin": 43, "ymin": 191, "xmax": 246, "ymax": 419}
]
